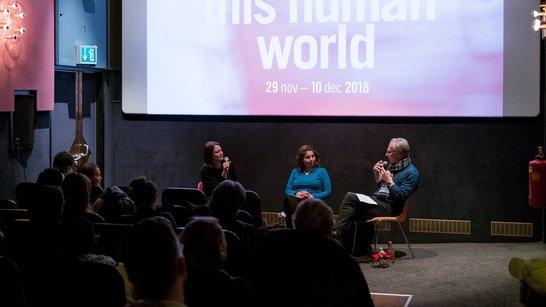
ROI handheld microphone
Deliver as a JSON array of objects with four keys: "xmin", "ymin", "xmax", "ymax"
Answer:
[
  {"xmin": 383, "ymin": 161, "xmax": 389, "ymax": 170},
  {"xmin": 224, "ymin": 157, "xmax": 230, "ymax": 171}
]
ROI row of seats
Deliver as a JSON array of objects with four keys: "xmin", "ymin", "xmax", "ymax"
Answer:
[
  {"xmin": 9, "ymin": 183, "xmax": 263, "ymax": 224},
  {"xmin": 4, "ymin": 183, "xmax": 264, "ymax": 227},
  {"xmin": 160, "ymin": 187, "xmax": 264, "ymax": 228},
  {"xmin": 1, "ymin": 185, "xmax": 266, "ymax": 276}
]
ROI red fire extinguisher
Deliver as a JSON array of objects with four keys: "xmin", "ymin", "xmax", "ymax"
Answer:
[{"xmin": 529, "ymin": 146, "xmax": 546, "ymax": 208}]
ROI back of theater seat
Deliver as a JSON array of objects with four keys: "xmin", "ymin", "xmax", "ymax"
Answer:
[
  {"xmin": 15, "ymin": 182, "xmax": 38, "ymax": 209},
  {"xmin": 0, "ymin": 199, "xmax": 18, "ymax": 209},
  {"xmin": 53, "ymin": 259, "xmax": 126, "ymax": 307},
  {"xmin": 162, "ymin": 187, "xmax": 207, "ymax": 207},
  {"xmin": 93, "ymin": 223, "xmax": 134, "ymax": 262},
  {"xmin": 245, "ymin": 229, "xmax": 373, "ymax": 307},
  {"xmin": 243, "ymin": 190, "xmax": 263, "ymax": 227},
  {"xmin": 223, "ymin": 229, "xmax": 246, "ymax": 276},
  {"xmin": 0, "ymin": 256, "xmax": 27, "ymax": 307}
]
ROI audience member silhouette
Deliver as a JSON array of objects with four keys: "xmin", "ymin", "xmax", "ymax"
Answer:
[
  {"xmin": 78, "ymin": 163, "xmax": 104, "ymax": 205},
  {"xmin": 61, "ymin": 172, "xmax": 105, "ymax": 223},
  {"xmin": 0, "ymin": 239, "xmax": 27, "ymax": 307},
  {"xmin": 7, "ymin": 185, "xmax": 63, "ymax": 307},
  {"xmin": 292, "ymin": 198, "xmax": 335, "ymax": 237},
  {"xmin": 0, "ymin": 229, "xmax": 28, "ymax": 307},
  {"xmin": 245, "ymin": 198, "xmax": 374, "ymax": 307},
  {"xmin": 127, "ymin": 176, "xmax": 177, "ymax": 229},
  {"xmin": 93, "ymin": 185, "xmax": 136, "ymax": 223},
  {"xmin": 36, "ymin": 167, "xmax": 63, "ymax": 186},
  {"xmin": 180, "ymin": 216, "xmax": 250, "ymax": 307},
  {"xmin": 28, "ymin": 184, "xmax": 64, "ymax": 229},
  {"xmin": 7, "ymin": 185, "xmax": 63, "ymax": 269},
  {"xmin": 120, "ymin": 217, "xmax": 187, "ymax": 307},
  {"xmin": 53, "ymin": 151, "xmax": 75, "ymax": 178},
  {"xmin": 51, "ymin": 215, "xmax": 126, "ymax": 307},
  {"xmin": 57, "ymin": 215, "xmax": 117, "ymax": 266},
  {"xmin": 209, "ymin": 180, "xmax": 255, "ymax": 250}
]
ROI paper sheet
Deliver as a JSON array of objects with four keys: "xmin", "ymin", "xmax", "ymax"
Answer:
[{"xmin": 349, "ymin": 192, "xmax": 378, "ymax": 205}]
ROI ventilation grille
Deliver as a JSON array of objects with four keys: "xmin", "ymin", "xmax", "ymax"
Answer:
[
  {"xmin": 375, "ymin": 221, "xmax": 391, "ymax": 231},
  {"xmin": 262, "ymin": 212, "xmax": 339, "ymax": 229},
  {"xmin": 491, "ymin": 221, "xmax": 533, "ymax": 237},
  {"xmin": 409, "ymin": 218, "xmax": 471, "ymax": 235},
  {"xmin": 262, "ymin": 212, "xmax": 285, "ymax": 228}
]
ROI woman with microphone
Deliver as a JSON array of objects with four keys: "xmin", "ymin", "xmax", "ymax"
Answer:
[{"xmin": 201, "ymin": 141, "xmax": 237, "ymax": 197}]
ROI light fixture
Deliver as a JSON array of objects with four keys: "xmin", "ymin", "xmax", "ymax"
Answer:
[
  {"xmin": 533, "ymin": 19, "xmax": 546, "ymax": 32},
  {"xmin": 0, "ymin": 1, "xmax": 26, "ymax": 46}
]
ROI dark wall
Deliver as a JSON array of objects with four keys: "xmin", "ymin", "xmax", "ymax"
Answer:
[{"xmin": 107, "ymin": 100, "xmax": 545, "ymax": 242}]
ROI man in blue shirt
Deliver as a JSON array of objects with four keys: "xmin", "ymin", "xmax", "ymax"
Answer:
[{"xmin": 336, "ymin": 138, "xmax": 420, "ymax": 256}]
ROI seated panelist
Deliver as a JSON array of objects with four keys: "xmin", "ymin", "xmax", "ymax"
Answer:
[
  {"xmin": 336, "ymin": 137, "xmax": 420, "ymax": 255},
  {"xmin": 283, "ymin": 145, "xmax": 332, "ymax": 228},
  {"xmin": 200, "ymin": 141, "xmax": 237, "ymax": 198}
]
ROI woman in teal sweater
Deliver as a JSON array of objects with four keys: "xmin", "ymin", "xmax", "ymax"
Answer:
[{"xmin": 283, "ymin": 145, "xmax": 332, "ymax": 228}]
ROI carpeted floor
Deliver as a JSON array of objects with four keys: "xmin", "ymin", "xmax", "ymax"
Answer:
[{"xmin": 359, "ymin": 242, "xmax": 546, "ymax": 306}]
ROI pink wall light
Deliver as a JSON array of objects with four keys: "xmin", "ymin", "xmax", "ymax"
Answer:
[{"xmin": 0, "ymin": 0, "xmax": 54, "ymax": 111}]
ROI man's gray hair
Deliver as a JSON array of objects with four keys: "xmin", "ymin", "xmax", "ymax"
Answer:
[{"xmin": 390, "ymin": 138, "xmax": 410, "ymax": 158}]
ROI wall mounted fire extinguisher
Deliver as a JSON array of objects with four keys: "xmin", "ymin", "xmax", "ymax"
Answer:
[{"xmin": 529, "ymin": 146, "xmax": 546, "ymax": 208}]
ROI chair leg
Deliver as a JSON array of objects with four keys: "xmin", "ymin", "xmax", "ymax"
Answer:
[
  {"xmin": 396, "ymin": 221, "xmax": 415, "ymax": 259},
  {"xmin": 380, "ymin": 226, "xmax": 389, "ymax": 244},
  {"xmin": 372, "ymin": 222, "xmax": 379, "ymax": 255}
]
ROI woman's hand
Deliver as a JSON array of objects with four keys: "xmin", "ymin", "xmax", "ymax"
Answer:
[
  {"xmin": 221, "ymin": 160, "xmax": 231, "ymax": 179},
  {"xmin": 295, "ymin": 191, "xmax": 313, "ymax": 199}
]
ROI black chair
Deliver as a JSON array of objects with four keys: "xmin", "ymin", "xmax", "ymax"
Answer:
[
  {"xmin": 236, "ymin": 210, "xmax": 254, "ymax": 225},
  {"xmin": 2, "ymin": 219, "xmax": 42, "ymax": 271},
  {"xmin": 223, "ymin": 229, "xmax": 246, "ymax": 277},
  {"xmin": 161, "ymin": 187, "xmax": 207, "ymax": 206},
  {"xmin": 243, "ymin": 190, "xmax": 263, "ymax": 227},
  {"xmin": 0, "ymin": 199, "xmax": 18, "ymax": 209},
  {"xmin": 353, "ymin": 198, "xmax": 414, "ymax": 259},
  {"xmin": 0, "ymin": 209, "xmax": 30, "ymax": 232},
  {"xmin": 159, "ymin": 204, "xmax": 193, "ymax": 227},
  {"xmin": 161, "ymin": 187, "xmax": 208, "ymax": 226},
  {"xmin": 15, "ymin": 182, "xmax": 38, "ymax": 209},
  {"xmin": 116, "ymin": 214, "xmax": 136, "ymax": 225},
  {"xmin": 46, "ymin": 259, "xmax": 126, "ymax": 307},
  {"xmin": 0, "ymin": 256, "xmax": 28, "ymax": 307},
  {"xmin": 93, "ymin": 222, "xmax": 134, "ymax": 261}
]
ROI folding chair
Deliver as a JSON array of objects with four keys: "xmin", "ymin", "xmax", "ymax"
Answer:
[{"xmin": 352, "ymin": 198, "xmax": 414, "ymax": 258}]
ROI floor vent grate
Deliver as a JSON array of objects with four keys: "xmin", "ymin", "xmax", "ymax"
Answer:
[
  {"xmin": 491, "ymin": 221, "xmax": 533, "ymax": 237},
  {"xmin": 262, "ymin": 212, "xmax": 285, "ymax": 228},
  {"xmin": 409, "ymin": 218, "xmax": 471, "ymax": 234}
]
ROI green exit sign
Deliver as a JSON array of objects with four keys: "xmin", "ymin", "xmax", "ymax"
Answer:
[{"xmin": 76, "ymin": 45, "xmax": 98, "ymax": 65}]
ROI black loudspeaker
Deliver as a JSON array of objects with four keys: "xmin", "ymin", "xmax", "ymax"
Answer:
[{"xmin": 10, "ymin": 94, "xmax": 35, "ymax": 150}]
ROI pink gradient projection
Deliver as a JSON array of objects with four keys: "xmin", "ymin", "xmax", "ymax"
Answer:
[{"xmin": 125, "ymin": 1, "xmax": 513, "ymax": 117}]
